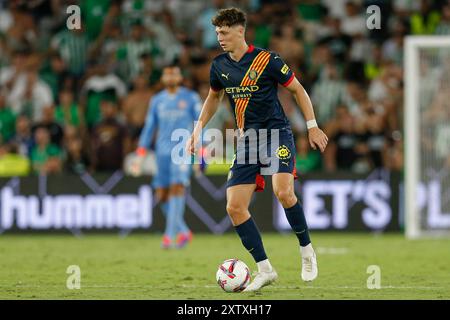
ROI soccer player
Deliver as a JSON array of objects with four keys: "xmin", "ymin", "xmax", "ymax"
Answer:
[
  {"xmin": 132, "ymin": 64, "xmax": 201, "ymax": 249},
  {"xmin": 186, "ymin": 8, "xmax": 328, "ymax": 291}
]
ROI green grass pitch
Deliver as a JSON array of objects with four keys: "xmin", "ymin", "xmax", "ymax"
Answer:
[{"xmin": 0, "ymin": 233, "xmax": 449, "ymax": 299}]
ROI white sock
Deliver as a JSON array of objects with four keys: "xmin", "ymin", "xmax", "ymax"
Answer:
[
  {"xmin": 257, "ymin": 259, "xmax": 273, "ymax": 273},
  {"xmin": 300, "ymin": 243, "xmax": 314, "ymax": 257}
]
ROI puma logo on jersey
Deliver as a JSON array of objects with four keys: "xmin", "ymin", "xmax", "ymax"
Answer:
[
  {"xmin": 282, "ymin": 161, "xmax": 289, "ymax": 166},
  {"xmin": 221, "ymin": 73, "xmax": 230, "ymax": 80}
]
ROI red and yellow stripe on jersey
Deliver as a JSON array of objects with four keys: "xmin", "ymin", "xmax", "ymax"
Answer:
[{"xmin": 234, "ymin": 50, "xmax": 271, "ymax": 131}]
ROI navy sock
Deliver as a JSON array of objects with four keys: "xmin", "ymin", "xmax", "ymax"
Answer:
[
  {"xmin": 235, "ymin": 217, "xmax": 267, "ymax": 263},
  {"xmin": 284, "ymin": 202, "xmax": 311, "ymax": 247}
]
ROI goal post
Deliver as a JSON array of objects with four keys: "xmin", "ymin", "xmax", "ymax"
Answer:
[{"xmin": 405, "ymin": 36, "xmax": 450, "ymax": 238}]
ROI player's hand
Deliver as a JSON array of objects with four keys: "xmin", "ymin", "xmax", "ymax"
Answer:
[
  {"xmin": 185, "ymin": 135, "xmax": 198, "ymax": 155},
  {"xmin": 130, "ymin": 155, "xmax": 144, "ymax": 177},
  {"xmin": 308, "ymin": 127, "xmax": 328, "ymax": 153}
]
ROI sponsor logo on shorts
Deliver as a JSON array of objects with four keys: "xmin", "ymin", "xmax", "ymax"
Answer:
[{"xmin": 275, "ymin": 145, "xmax": 291, "ymax": 160}]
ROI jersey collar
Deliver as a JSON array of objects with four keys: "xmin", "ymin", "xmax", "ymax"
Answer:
[{"xmin": 227, "ymin": 44, "xmax": 254, "ymax": 63}]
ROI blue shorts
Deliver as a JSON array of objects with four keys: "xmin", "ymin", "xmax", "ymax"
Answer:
[
  {"xmin": 152, "ymin": 154, "xmax": 192, "ymax": 189},
  {"xmin": 226, "ymin": 128, "xmax": 298, "ymax": 192}
]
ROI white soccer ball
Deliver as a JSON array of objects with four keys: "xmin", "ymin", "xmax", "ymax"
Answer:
[{"xmin": 216, "ymin": 259, "xmax": 251, "ymax": 292}]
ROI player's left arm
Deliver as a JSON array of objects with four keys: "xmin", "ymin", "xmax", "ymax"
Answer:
[
  {"xmin": 268, "ymin": 52, "xmax": 328, "ymax": 152},
  {"xmin": 285, "ymin": 78, "xmax": 328, "ymax": 153}
]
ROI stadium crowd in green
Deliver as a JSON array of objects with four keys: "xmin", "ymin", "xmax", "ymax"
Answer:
[{"xmin": 0, "ymin": 0, "xmax": 448, "ymax": 176}]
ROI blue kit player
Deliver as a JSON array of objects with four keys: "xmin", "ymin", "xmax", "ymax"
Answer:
[
  {"xmin": 133, "ymin": 64, "xmax": 201, "ymax": 249},
  {"xmin": 186, "ymin": 8, "xmax": 328, "ymax": 291}
]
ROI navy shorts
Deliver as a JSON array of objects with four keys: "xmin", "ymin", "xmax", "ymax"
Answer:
[{"xmin": 226, "ymin": 128, "xmax": 298, "ymax": 192}]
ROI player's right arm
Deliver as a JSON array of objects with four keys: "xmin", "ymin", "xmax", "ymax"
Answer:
[
  {"xmin": 186, "ymin": 61, "xmax": 224, "ymax": 155},
  {"xmin": 186, "ymin": 88, "xmax": 223, "ymax": 155}
]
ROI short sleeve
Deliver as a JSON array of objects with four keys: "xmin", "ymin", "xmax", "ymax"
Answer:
[
  {"xmin": 267, "ymin": 52, "xmax": 295, "ymax": 87},
  {"xmin": 209, "ymin": 61, "xmax": 223, "ymax": 92}
]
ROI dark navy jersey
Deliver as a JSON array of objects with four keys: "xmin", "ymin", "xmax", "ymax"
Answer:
[{"xmin": 210, "ymin": 44, "xmax": 295, "ymax": 131}]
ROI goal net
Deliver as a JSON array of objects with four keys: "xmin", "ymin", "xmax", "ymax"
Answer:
[{"xmin": 405, "ymin": 36, "xmax": 450, "ymax": 238}]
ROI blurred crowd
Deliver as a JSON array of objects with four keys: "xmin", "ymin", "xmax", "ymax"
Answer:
[{"xmin": 0, "ymin": 0, "xmax": 449, "ymax": 176}]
